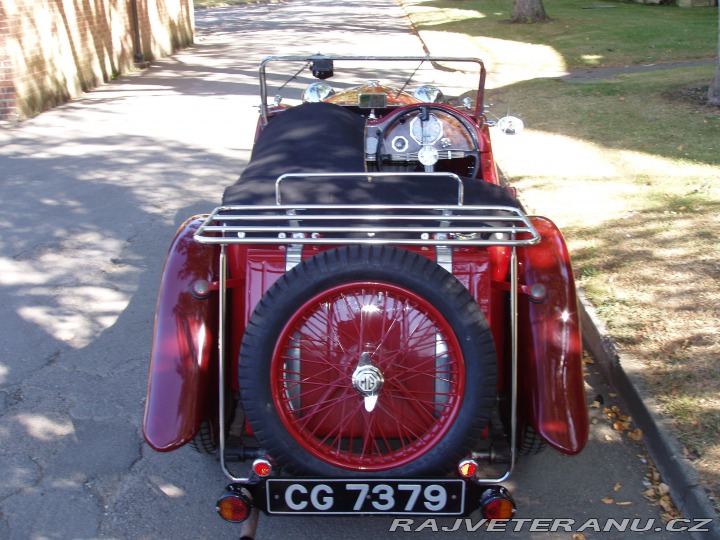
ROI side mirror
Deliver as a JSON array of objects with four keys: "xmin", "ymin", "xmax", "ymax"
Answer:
[{"xmin": 496, "ymin": 116, "xmax": 525, "ymax": 136}]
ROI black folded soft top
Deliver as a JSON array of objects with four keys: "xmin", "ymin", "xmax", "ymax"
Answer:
[{"xmin": 222, "ymin": 102, "xmax": 521, "ymax": 209}]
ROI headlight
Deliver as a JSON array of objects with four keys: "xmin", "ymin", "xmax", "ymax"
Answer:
[
  {"xmin": 302, "ymin": 81, "xmax": 336, "ymax": 102},
  {"xmin": 413, "ymin": 85, "xmax": 444, "ymax": 103}
]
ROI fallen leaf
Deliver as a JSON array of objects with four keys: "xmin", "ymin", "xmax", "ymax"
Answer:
[
  {"xmin": 613, "ymin": 482, "xmax": 622, "ymax": 492},
  {"xmin": 601, "ymin": 498, "xmax": 614, "ymax": 504},
  {"xmin": 613, "ymin": 421, "xmax": 630, "ymax": 432},
  {"xmin": 572, "ymin": 535, "xmax": 587, "ymax": 540},
  {"xmin": 642, "ymin": 487, "xmax": 657, "ymax": 500},
  {"xmin": 616, "ymin": 501, "xmax": 633, "ymax": 506},
  {"xmin": 628, "ymin": 428, "xmax": 643, "ymax": 441}
]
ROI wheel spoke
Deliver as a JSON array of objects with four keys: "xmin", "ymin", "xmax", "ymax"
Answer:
[
  {"xmin": 279, "ymin": 374, "xmax": 349, "ymax": 396},
  {"xmin": 368, "ymin": 376, "xmax": 440, "ymax": 439},
  {"xmin": 297, "ymin": 392, "xmax": 357, "ymax": 432},
  {"xmin": 315, "ymin": 396, "xmax": 363, "ymax": 454},
  {"xmin": 384, "ymin": 376, "xmax": 452, "ymax": 423}
]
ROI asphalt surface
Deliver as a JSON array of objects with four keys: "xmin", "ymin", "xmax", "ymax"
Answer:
[{"xmin": 0, "ymin": 0, "xmax": 708, "ymax": 538}]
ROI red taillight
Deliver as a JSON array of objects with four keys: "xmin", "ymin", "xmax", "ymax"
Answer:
[
  {"xmin": 480, "ymin": 486, "xmax": 516, "ymax": 520},
  {"xmin": 216, "ymin": 487, "xmax": 252, "ymax": 523},
  {"xmin": 252, "ymin": 458, "xmax": 272, "ymax": 477},
  {"xmin": 458, "ymin": 459, "xmax": 479, "ymax": 478}
]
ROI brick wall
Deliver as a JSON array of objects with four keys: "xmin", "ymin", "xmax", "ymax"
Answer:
[
  {"xmin": 0, "ymin": 0, "xmax": 194, "ymax": 121},
  {"xmin": 0, "ymin": 1, "xmax": 17, "ymax": 119}
]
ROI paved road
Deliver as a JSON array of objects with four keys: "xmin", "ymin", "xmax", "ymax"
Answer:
[{"xmin": 0, "ymin": 1, "xmax": 696, "ymax": 538}]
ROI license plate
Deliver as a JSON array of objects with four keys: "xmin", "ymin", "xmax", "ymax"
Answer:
[{"xmin": 266, "ymin": 478, "xmax": 465, "ymax": 515}]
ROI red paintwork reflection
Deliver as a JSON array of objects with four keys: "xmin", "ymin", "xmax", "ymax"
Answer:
[
  {"xmin": 478, "ymin": 125, "xmax": 500, "ymax": 185},
  {"xmin": 516, "ymin": 217, "xmax": 589, "ymax": 455},
  {"xmin": 143, "ymin": 217, "xmax": 219, "ymax": 452},
  {"xmin": 244, "ymin": 250, "xmax": 287, "ymax": 323}
]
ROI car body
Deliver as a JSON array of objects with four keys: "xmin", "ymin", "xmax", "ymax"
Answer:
[{"xmin": 142, "ymin": 55, "xmax": 588, "ymax": 530}]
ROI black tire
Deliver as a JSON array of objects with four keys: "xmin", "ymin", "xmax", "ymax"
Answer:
[
  {"xmin": 518, "ymin": 424, "xmax": 547, "ymax": 456},
  {"xmin": 187, "ymin": 393, "xmax": 238, "ymax": 455},
  {"xmin": 188, "ymin": 419, "xmax": 217, "ymax": 454},
  {"xmin": 238, "ymin": 245, "xmax": 497, "ymax": 477}
]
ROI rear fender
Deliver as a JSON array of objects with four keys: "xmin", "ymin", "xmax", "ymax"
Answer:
[
  {"xmin": 516, "ymin": 217, "xmax": 589, "ymax": 455},
  {"xmin": 143, "ymin": 216, "xmax": 219, "ymax": 452}
]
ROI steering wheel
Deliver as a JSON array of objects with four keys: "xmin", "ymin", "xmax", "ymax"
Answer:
[{"xmin": 375, "ymin": 104, "xmax": 481, "ymax": 177}]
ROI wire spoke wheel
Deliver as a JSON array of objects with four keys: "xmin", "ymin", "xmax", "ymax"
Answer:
[
  {"xmin": 272, "ymin": 282, "xmax": 464, "ymax": 470},
  {"xmin": 239, "ymin": 246, "xmax": 497, "ymax": 477}
]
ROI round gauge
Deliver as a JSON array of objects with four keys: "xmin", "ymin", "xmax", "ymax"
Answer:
[
  {"xmin": 410, "ymin": 113, "xmax": 443, "ymax": 145},
  {"xmin": 418, "ymin": 145, "xmax": 439, "ymax": 167},
  {"xmin": 391, "ymin": 136, "xmax": 409, "ymax": 152}
]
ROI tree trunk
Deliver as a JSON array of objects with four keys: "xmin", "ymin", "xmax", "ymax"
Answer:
[
  {"xmin": 711, "ymin": 66, "xmax": 720, "ymax": 106},
  {"xmin": 709, "ymin": 7, "xmax": 720, "ymax": 106},
  {"xmin": 511, "ymin": 0, "xmax": 549, "ymax": 23}
]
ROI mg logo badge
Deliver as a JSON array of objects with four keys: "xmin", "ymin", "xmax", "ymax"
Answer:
[
  {"xmin": 352, "ymin": 365, "xmax": 384, "ymax": 396},
  {"xmin": 356, "ymin": 371, "xmax": 380, "ymax": 393}
]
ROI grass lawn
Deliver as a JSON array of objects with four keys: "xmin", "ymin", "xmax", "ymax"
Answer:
[
  {"xmin": 402, "ymin": 0, "xmax": 720, "ymax": 511},
  {"xmin": 403, "ymin": 0, "xmax": 718, "ymax": 68}
]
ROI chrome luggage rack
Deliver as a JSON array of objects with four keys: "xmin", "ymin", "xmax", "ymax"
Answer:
[
  {"xmin": 195, "ymin": 172, "xmax": 541, "ymax": 248},
  {"xmin": 194, "ymin": 203, "xmax": 540, "ymax": 247}
]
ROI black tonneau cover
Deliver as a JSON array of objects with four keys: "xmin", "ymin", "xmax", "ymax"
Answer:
[{"xmin": 222, "ymin": 102, "xmax": 520, "ymax": 208}]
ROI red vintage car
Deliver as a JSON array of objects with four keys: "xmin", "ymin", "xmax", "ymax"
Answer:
[{"xmin": 143, "ymin": 55, "xmax": 588, "ymax": 534}]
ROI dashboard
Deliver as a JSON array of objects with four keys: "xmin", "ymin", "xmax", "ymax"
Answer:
[{"xmin": 365, "ymin": 106, "xmax": 480, "ymax": 174}]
